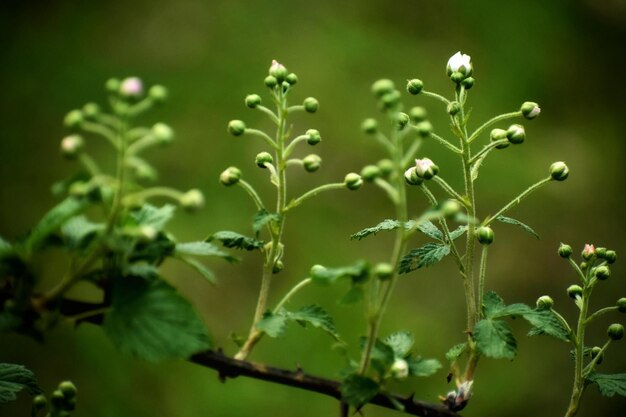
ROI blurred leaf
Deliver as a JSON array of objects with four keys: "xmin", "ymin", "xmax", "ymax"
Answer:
[
  {"xmin": 340, "ymin": 374, "xmax": 379, "ymax": 407},
  {"xmin": 407, "ymin": 357, "xmax": 442, "ymax": 377},
  {"xmin": 384, "ymin": 331, "xmax": 414, "ymax": 357},
  {"xmin": 445, "ymin": 343, "xmax": 467, "ymax": 362},
  {"xmin": 130, "ymin": 204, "xmax": 175, "ymax": 229},
  {"xmin": 176, "ymin": 257, "xmax": 216, "ymax": 285},
  {"xmin": 474, "ymin": 318, "xmax": 517, "ymax": 360},
  {"xmin": 359, "ymin": 338, "xmax": 394, "ymax": 377},
  {"xmin": 495, "ymin": 216, "xmax": 540, "ymax": 240},
  {"xmin": 27, "ymin": 197, "xmax": 89, "ymax": 251},
  {"xmin": 586, "ymin": 373, "xmax": 626, "ymax": 397},
  {"xmin": 449, "ymin": 225, "xmax": 469, "ymax": 240},
  {"xmin": 129, "ymin": 234, "xmax": 175, "ymax": 263},
  {"xmin": 61, "ymin": 215, "xmax": 105, "ymax": 249},
  {"xmin": 252, "ymin": 209, "xmax": 281, "ymax": 235},
  {"xmin": 350, "ymin": 219, "xmax": 416, "ymax": 240},
  {"xmin": 398, "ymin": 243, "xmax": 450, "ymax": 274},
  {"xmin": 103, "ymin": 276, "xmax": 211, "ymax": 362},
  {"xmin": 338, "ymin": 285, "xmax": 364, "ymax": 305},
  {"xmin": 176, "ymin": 241, "xmax": 238, "ymax": 263},
  {"xmin": 522, "ymin": 309, "xmax": 570, "ymax": 342},
  {"xmin": 0, "ymin": 237, "xmax": 12, "ymax": 258},
  {"xmin": 256, "ymin": 311, "xmax": 288, "ymax": 338},
  {"xmin": 208, "ymin": 231, "xmax": 264, "ymax": 251},
  {"xmin": 0, "ymin": 363, "xmax": 42, "ymax": 403},
  {"xmin": 258, "ymin": 305, "xmax": 340, "ymax": 340},
  {"xmin": 310, "ymin": 261, "xmax": 370, "ymax": 285},
  {"xmin": 415, "ymin": 220, "xmax": 443, "ymax": 241},
  {"xmin": 124, "ymin": 262, "xmax": 159, "ymax": 279}
]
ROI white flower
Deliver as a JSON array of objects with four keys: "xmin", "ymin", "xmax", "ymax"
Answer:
[
  {"xmin": 414, "ymin": 157, "xmax": 438, "ymax": 179},
  {"xmin": 120, "ymin": 77, "xmax": 143, "ymax": 97},
  {"xmin": 447, "ymin": 52, "xmax": 472, "ymax": 75},
  {"xmin": 390, "ymin": 359, "xmax": 409, "ymax": 379}
]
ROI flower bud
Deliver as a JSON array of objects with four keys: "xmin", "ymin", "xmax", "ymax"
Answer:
[
  {"xmin": 152, "ymin": 123, "xmax": 174, "ymax": 144},
  {"xmin": 395, "ymin": 112, "xmax": 410, "ymax": 130},
  {"xmin": 120, "ymin": 77, "xmax": 143, "ymax": 97},
  {"xmin": 264, "ymin": 75, "xmax": 278, "ymax": 88},
  {"xmin": 273, "ymin": 260, "xmax": 284, "ymax": 274},
  {"xmin": 414, "ymin": 158, "xmax": 438, "ymax": 179},
  {"xmin": 476, "ymin": 226, "xmax": 494, "ymax": 245},
  {"xmin": 64, "ymin": 110, "xmax": 84, "ymax": 127},
  {"xmin": 404, "ymin": 167, "xmax": 423, "ymax": 186},
  {"xmin": 605, "ymin": 250, "xmax": 617, "ymax": 264},
  {"xmin": 361, "ymin": 118, "xmax": 378, "ymax": 134},
  {"xmin": 608, "ymin": 323, "xmax": 624, "ymax": 341},
  {"xmin": 582, "ymin": 244, "xmax": 595, "ymax": 260},
  {"xmin": 285, "ymin": 73, "xmax": 298, "ymax": 85},
  {"xmin": 409, "ymin": 106, "xmax": 427, "ymax": 123},
  {"xmin": 303, "ymin": 154, "xmax": 322, "ymax": 172},
  {"xmin": 447, "ymin": 51, "xmax": 472, "ymax": 77},
  {"xmin": 595, "ymin": 265, "xmax": 610, "ymax": 280},
  {"xmin": 361, "ymin": 165, "xmax": 381, "ymax": 182},
  {"xmin": 255, "ymin": 152, "xmax": 274, "ymax": 168},
  {"xmin": 406, "ymin": 79, "xmax": 424, "ymax": 95},
  {"xmin": 441, "ymin": 199, "xmax": 462, "ymax": 219},
  {"xmin": 149, "ymin": 85, "xmax": 168, "ymax": 102},
  {"xmin": 390, "ymin": 358, "xmax": 409, "ymax": 379},
  {"xmin": 374, "ymin": 262, "xmax": 394, "ymax": 281},
  {"xmin": 303, "ymin": 97, "xmax": 319, "ymax": 113},
  {"xmin": 33, "ymin": 394, "xmax": 47, "ymax": 410},
  {"xmin": 306, "ymin": 129, "xmax": 321, "ymax": 145},
  {"xmin": 415, "ymin": 121, "xmax": 433, "ymax": 138},
  {"xmin": 269, "ymin": 60, "xmax": 288, "ymax": 82},
  {"xmin": 105, "ymin": 78, "xmax": 120, "ymax": 92},
  {"xmin": 219, "ymin": 167, "xmax": 242, "ymax": 186},
  {"xmin": 50, "ymin": 390, "xmax": 65, "ymax": 408},
  {"xmin": 69, "ymin": 181, "xmax": 90, "ymax": 197},
  {"xmin": 536, "ymin": 295, "xmax": 554, "ymax": 310},
  {"xmin": 567, "ymin": 284, "xmax": 583, "ymax": 299},
  {"xmin": 447, "ymin": 101, "xmax": 461, "ymax": 116},
  {"xmin": 521, "ymin": 101, "xmax": 541, "ymax": 119},
  {"xmin": 381, "ymin": 90, "xmax": 401, "ymax": 109},
  {"xmin": 595, "ymin": 247, "xmax": 607, "ymax": 258},
  {"xmin": 461, "ymin": 77, "xmax": 475, "ymax": 89},
  {"xmin": 617, "ymin": 298, "xmax": 626, "ymax": 313},
  {"xmin": 550, "ymin": 161, "xmax": 569, "ymax": 181},
  {"xmin": 59, "ymin": 381, "xmax": 77, "ymax": 399},
  {"xmin": 180, "ymin": 189, "xmax": 205, "ymax": 211},
  {"xmin": 227, "ymin": 120, "xmax": 246, "ymax": 136},
  {"xmin": 310, "ymin": 264, "xmax": 327, "ymax": 279},
  {"xmin": 345, "ymin": 173, "xmax": 363, "ymax": 190},
  {"xmin": 559, "ymin": 243, "xmax": 573, "ymax": 258},
  {"xmin": 377, "ymin": 159, "xmax": 394, "ymax": 176},
  {"xmin": 60, "ymin": 135, "xmax": 84, "ymax": 159},
  {"xmin": 245, "ymin": 94, "xmax": 262, "ymax": 108},
  {"xmin": 591, "ymin": 346, "xmax": 604, "ymax": 364},
  {"xmin": 450, "ymin": 72, "xmax": 464, "ymax": 83},
  {"xmin": 506, "ymin": 124, "xmax": 525, "ymax": 145},
  {"xmin": 580, "ymin": 261, "xmax": 588, "ymax": 270},
  {"xmin": 371, "ymin": 79, "xmax": 395, "ymax": 97},
  {"xmin": 82, "ymin": 102, "xmax": 100, "ymax": 118},
  {"xmin": 490, "ymin": 128, "xmax": 509, "ymax": 149}
]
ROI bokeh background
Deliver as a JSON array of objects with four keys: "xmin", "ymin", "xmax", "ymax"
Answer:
[{"xmin": 1, "ymin": 0, "xmax": 626, "ymax": 416}]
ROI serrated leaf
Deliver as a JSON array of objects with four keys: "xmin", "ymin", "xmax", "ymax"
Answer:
[
  {"xmin": 177, "ymin": 257, "xmax": 216, "ymax": 284},
  {"xmin": 252, "ymin": 209, "xmax": 281, "ymax": 235},
  {"xmin": 341, "ymin": 374, "xmax": 379, "ymax": 407},
  {"xmin": 586, "ymin": 373, "xmax": 626, "ymax": 397},
  {"xmin": 445, "ymin": 343, "xmax": 468, "ymax": 362},
  {"xmin": 176, "ymin": 241, "xmax": 238, "ymax": 263},
  {"xmin": 129, "ymin": 234, "xmax": 176, "ymax": 263},
  {"xmin": 481, "ymin": 291, "xmax": 531, "ymax": 319},
  {"xmin": 449, "ymin": 225, "xmax": 469, "ymax": 240},
  {"xmin": 310, "ymin": 261, "xmax": 370, "ymax": 285},
  {"xmin": 256, "ymin": 311, "xmax": 288, "ymax": 338},
  {"xmin": 0, "ymin": 363, "xmax": 42, "ymax": 403},
  {"xmin": 398, "ymin": 243, "xmax": 450, "ymax": 274},
  {"xmin": 287, "ymin": 305, "xmax": 340, "ymax": 340},
  {"xmin": 350, "ymin": 219, "xmax": 416, "ymax": 240},
  {"xmin": 415, "ymin": 221, "xmax": 443, "ymax": 241},
  {"xmin": 103, "ymin": 276, "xmax": 211, "ymax": 362},
  {"xmin": 474, "ymin": 319, "xmax": 518, "ymax": 359},
  {"xmin": 27, "ymin": 197, "xmax": 89, "ymax": 251},
  {"xmin": 495, "ymin": 216, "xmax": 540, "ymax": 240},
  {"xmin": 407, "ymin": 357, "xmax": 442, "ymax": 377},
  {"xmin": 384, "ymin": 331, "xmax": 414, "ymax": 357},
  {"xmin": 62, "ymin": 215, "xmax": 105, "ymax": 249},
  {"xmin": 208, "ymin": 231, "xmax": 264, "ymax": 251},
  {"xmin": 130, "ymin": 204, "xmax": 175, "ymax": 229},
  {"xmin": 522, "ymin": 309, "xmax": 570, "ymax": 342},
  {"xmin": 359, "ymin": 338, "xmax": 395, "ymax": 376}
]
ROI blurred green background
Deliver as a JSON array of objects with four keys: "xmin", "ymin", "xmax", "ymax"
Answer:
[{"xmin": 1, "ymin": 0, "xmax": 626, "ymax": 416}]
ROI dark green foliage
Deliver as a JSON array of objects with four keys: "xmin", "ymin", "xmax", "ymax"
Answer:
[
  {"xmin": 398, "ymin": 243, "xmax": 450, "ymax": 274},
  {"xmin": 256, "ymin": 305, "xmax": 340, "ymax": 340},
  {"xmin": 340, "ymin": 374, "xmax": 380, "ymax": 407},
  {"xmin": 586, "ymin": 373, "xmax": 626, "ymax": 397},
  {"xmin": 27, "ymin": 197, "xmax": 89, "ymax": 252},
  {"xmin": 350, "ymin": 219, "xmax": 417, "ymax": 240},
  {"xmin": 474, "ymin": 319, "xmax": 518, "ymax": 359},
  {"xmin": 208, "ymin": 231, "xmax": 264, "ymax": 251},
  {"xmin": 0, "ymin": 363, "xmax": 42, "ymax": 403},
  {"xmin": 252, "ymin": 209, "xmax": 281, "ymax": 235}
]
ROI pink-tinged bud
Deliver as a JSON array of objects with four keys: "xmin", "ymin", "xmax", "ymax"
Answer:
[
  {"xmin": 269, "ymin": 60, "xmax": 288, "ymax": 81},
  {"xmin": 582, "ymin": 244, "xmax": 596, "ymax": 260},
  {"xmin": 120, "ymin": 77, "xmax": 143, "ymax": 97},
  {"xmin": 414, "ymin": 158, "xmax": 439, "ymax": 179}
]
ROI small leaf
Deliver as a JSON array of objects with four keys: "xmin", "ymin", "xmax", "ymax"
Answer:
[
  {"xmin": 130, "ymin": 204, "xmax": 175, "ymax": 229},
  {"xmin": 340, "ymin": 374, "xmax": 379, "ymax": 407},
  {"xmin": 103, "ymin": 276, "xmax": 211, "ymax": 362},
  {"xmin": 27, "ymin": 197, "xmax": 89, "ymax": 251},
  {"xmin": 124, "ymin": 262, "xmax": 160, "ymax": 279},
  {"xmin": 176, "ymin": 241, "xmax": 238, "ymax": 263},
  {"xmin": 445, "ymin": 343, "xmax": 467, "ymax": 362},
  {"xmin": 586, "ymin": 373, "xmax": 626, "ymax": 397},
  {"xmin": 415, "ymin": 221, "xmax": 443, "ymax": 241},
  {"xmin": 449, "ymin": 225, "xmax": 469, "ymax": 240},
  {"xmin": 474, "ymin": 319, "xmax": 518, "ymax": 359},
  {"xmin": 471, "ymin": 154, "xmax": 486, "ymax": 182},
  {"xmin": 384, "ymin": 331, "xmax": 414, "ymax": 357},
  {"xmin": 62, "ymin": 215, "xmax": 105, "ymax": 249},
  {"xmin": 208, "ymin": 231, "xmax": 264, "ymax": 251},
  {"xmin": 407, "ymin": 357, "xmax": 442, "ymax": 377},
  {"xmin": 398, "ymin": 243, "xmax": 450, "ymax": 274},
  {"xmin": 350, "ymin": 219, "xmax": 416, "ymax": 240},
  {"xmin": 287, "ymin": 305, "xmax": 340, "ymax": 340},
  {"xmin": 256, "ymin": 311, "xmax": 288, "ymax": 337},
  {"xmin": 0, "ymin": 363, "xmax": 42, "ymax": 403},
  {"xmin": 495, "ymin": 216, "xmax": 540, "ymax": 240},
  {"xmin": 522, "ymin": 309, "xmax": 570, "ymax": 342},
  {"xmin": 252, "ymin": 209, "xmax": 281, "ymax": 235},
  {"xmin": 310, "ymin": 261, "xmax": 370, "ymax": 285},
  {"xmin": 177, "ymin": 257, "xmax": 217, "ymax": 284},
  {"xmin": 359, "ymin": 338, "xmax": 395, "ymax": 376}
]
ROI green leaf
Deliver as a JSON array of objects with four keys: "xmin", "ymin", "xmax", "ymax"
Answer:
[
  {"xmin": 130, "ymin": 204, "xmax": 175, "ymax": 229},
  {"xmin": 481, "ymin": 291, "xmax": 531, "ymax": 319},
  {"xmin": 208, "ymin": 231, "xmax": 264, "ymax": 251},
  {"xmin": 522, "ymin": 309, "xmax": 571, "ymax": 342},
  {"xmin": 407, "ymin": 357, "xmax": 442, "ymax": 377},
  {"xmin": 0, "ymin": 363, "xmax": 42, "ymax": 403},
  {"xmin": 124, "ymin": 262, "xmax": 160, "ymax": 279},
  {"xmin": 0, "ymin": 237, "xmax": 13, "ymax": 258},
  {"xmin": 495, "ymin": 216, "xmax": 540, "ymax": 240},
  {"xmin": 415, "ymin": 220, "xmax": 443, "ymax": 241},
  {"xmin": 445, "ymin": 343, "xmax": 468, "ymax": 362},
  {"xmin": 61, "ymin": 215, "xmax": 105, "ymax": 249},
  {"xmin": 350, "ymin": 219, "xmax": 416, "ymax": 240},
  {"xmin": 310, "ymin": 261, "xmax": 370, "ymax": 285},
  {"xmin": 384, "ymin": 331, "xmax": 414, "ymax": 357},
  {"xmin": 398, "ymin": 243, "xmax": 450, "ymax": 274},
  {"xmin": 129, "ymin": 234, "xmax": 176, "ymax": 263},
  {"xmin": 177, "ymin": 257, "xmax": 216, "ymax": 284},
  {"xmin": 471, "ymin": 154, "xmax": 486, "ymax": 182},
  {"xmin": 252, "ymin": 209, "xmax": 281, "ymax": 235},
  {"xmin": 27, "ymin": 197, "xmax": 89, "ymax": 251},
  {"xmin": 103, "ymin": 276, "xmax": 211, "ymax": 362},
  {"xmin": 359, "ymin": 338, "xmax": 395, "ymax": 376},
  {"xmin": 287, "ymin": 305, "xmax": 340, "ymax": 340},
  {"xmin": 338, "ymin": 285, "xmax": 364, "ymax": 305},
  {"xmin": 340, "ymin": 374, "xmax": 379, "ymax": 407},
  {"xmin": 449, "ymin": 225, "xmax": 469, "ymax": 240},
  {"xmin": 176, "ymin": 241, "xmax": 238, "ymax": 263},
  {"xmin": 586, "ymin": 373, "xmax": 626, "ymax": 397},
  {"xmin": 256, "ymin": 311, "xmax": 288, "ymax": 338},
  {"xmin": 474, "ymin": 318, "xmax": 518, "ymax": 359}
]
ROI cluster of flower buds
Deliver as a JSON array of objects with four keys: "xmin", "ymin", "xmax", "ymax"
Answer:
[
  {"xmin": 404, "ymin": 158, "xmax": 439, "ymax": 185},
  {"xmin": 446, "ymin": 52, "xmax": 475, "ymax": 88},
  {"xmin": 371, "ymin": 79, "xmax": 402, "ymax": 113},
  {"xmin": 33, "ymin": 380, "xmax": 77, "ymax": 416}
]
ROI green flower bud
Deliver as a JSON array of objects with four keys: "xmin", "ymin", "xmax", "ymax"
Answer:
[
  {"xmin": 134, "ymin": 163, "xmax": 157, "ymax": 182},
  {"xmin": 60, "ymin": 135, "xmax": 84, "ymax": 159},
  {"xmin": 245, "ymin": 94, "xmax": 262, "ymax": 108},
  {"xmin": 361, "ymin": 118, "xmax": 378, "ymax": 134},
  {"xmin": 310, "ymin": 264, "xmax": 327, "ymax": 279},
  {"xmin": 33, "ymin": 394, "xmax": 47, "ymax": 410},
  {"xmin": 303, "ymin": 97, "xmax": 319, "ymax": 113},
  {"xmin": 582, "ymin": 244, "xmax": 595, "ymax": 260},
  {"xmin": 50, "ymin": 390, "xmax": 65, "ymax": 408},
  {"xmin": 580, "ymin": 261, "xmax": 588, "ymax": 270},
  {"xmin": 377, "ymin": 159, "xmax": 394, "ymax": 176},
  {"xmin": 404, "ymin": 167, "xmax": 423, "ymax": 186},
  {"xmin": 105, "ymin": 78, "xmax": 120, "ymax": 92},
  {"xmin": 536, "ymin": 295, "xmax": 554, "ymax": 310},
  {"xmin": 272, "ymin": 260, "xmax": 284, "ymax": 274},
  {"xmin": 406, "ymin": 79, "xmax": 424, "ymax": 95},
  {"xmin": 149, "ymin": 85, "xmax": 168, "ymax": 102},
  {"xmin": 461, "ymin": 77, "xmax": 475, "ymax": 89},
  {"xmin": 595, "ymin": 265, "xmax": 610, "ymax": 280},
  {"xmin": 608, "ymin": 323, "xmax": 624, "ymax": 341},
  {"xmin": 447, "ymin": 101, "xmax": 461, "ymax": 116},
  {"xmin": 414, "ymin": 157, "xmax": 438, "ymax": 179},
  {"xmin": 264, "ymin": 75, "xmax": 278, "ymax": 88},
  {"xmin": 390, "ymin": 358, "xmax": 409, "ymax": 379},
  {"xmin": 490, "ymin": 128, "xmax": 509, "ymax": 149},
  {"xmin": 395, "ymin": 112, "xmax": 410, "ymax": 130},
  {"xmin": 415, "ymin": 121, "xmax": 433, "ymax": 138},
  {"xmin": 591, "ymin": 346, "xmax": 604, "ymax": 364},
  {"xmin": 450, "ymin": 71, "xmax": 464, "ymax": 84},
  {"xmin": 409, "ymin": 106, "xmax": 427, "ymax": 123},
  {"xmin": 219, "ymin": 166, "xmax": 241, "ymax": 186},
  {"xmin": 306, "ymin": 129, "xmax": 321, "ymax": 145},
  {"xmin": 605, "ymin": 250, "xmax": 617, "ymax": 264},
  {"xmin": 180, "ymin": 189, "xmax": 205, "ymax": 211},
  {"xmin": 595, "ymin": 247, "xmax": 607, "ymax": 258},
  {"xmin": 303, "ymin": 154, "xmax": 322, "ymax": 172},
  {"xmin": 227, "ymin": 120, "xmax": 246, "ymax": 136},
  {"xmin": 567, "ymin": 284, "xmax": 583, "ymax": 299},
  {"xmin": 381, "ymin": 90, "xmax": 401, "ymax": 109},
  {"xmin": 269, "ymin": 60, "xmax": 288, "ymax": 81},
  {"xmin": 152, "ymin": 123, "xmax": 174, "ymax": 144},
  {"xmin": 344, "ymin": 173, "xmax": 363, "ymax": 190},
  {"xmin": 59, "ymin": 381, "xmax": 77, "ymax": 399},
  {"xmin": 68, "ymin": 181, "xmax": 90, "ymax": 197},
  {"xmin": 82, "ymin": 102, "xmax": 100, "ymax": 118},
  {"xmin": 476, "ymin": 226, "xmax": 494, "ymax": 245},
  {"xmin": 506, "ymin": 124, "xmax": 525, "ymax": 145},
  {"xmin": 374, "ymin": 262, "xmax": 394, "ymax": 281},
  {"xmin": 120, "ymin": 77, "xmax": 143, "ymax": 97},
  {"xmin": 559, "ymin": 243, "xmax": 573, "ymax": 258},
  {"xmin": 361, "ymin": 165, "xmax": 381, "ymax": 182},
  {"xmin": 64, "ymin": 110, "xmax": 83, "ymax": 127},
  {"xmin": 441, "ymin": 200, "xmax": 462, "ymax": 219},
  {"xmin": 371, "ymin": 79, "xmax": 395, "ymax": 97},
  {"xmin": 521, "ymin": 101, "xmax": 541, "ymax": 119},
  {"xmin": 255, "ymin": 152, "xmax": 274, "ymax": 168},
  {"xmin": 617, "ymin": 298, "xmax": 626, "ymax": 313},
  {"xmin": 285, "ymin": 73, "xmax": 298, "ymax": 85},
  {"xmin": 550, "ymin": 161, "xmax": 569, "ymax": 181}
]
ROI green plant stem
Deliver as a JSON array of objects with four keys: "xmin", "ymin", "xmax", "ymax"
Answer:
[
  {"xmin": 126, "ymin": 97, "xmax": 154, "ymax": 117},
  {"xmin": 122, "ymin": 186, "xmax": 184, "ymax": 204},
  {"xmin": 80, "ymin": 121, "xmax": 118, "ymax": 148},
  {"xmin": 432, "ymin": 176, "xmax": 465, "ymax": 203},
  {"xmin": 421, "ymin": 90, "xmax": 451, "ymax": 106},
  {"xmin": 568, "ymin": 258, "xmax": 587, "ymax": 283},
  {"xmin": 565, "ymin": 290, "xmax": 591, "ymax": 417},
  {"xmin": 430, "ymin": 132, "xmax": 462, "ymax": 154},
  {"xmin": 79, "ymin": 153, "xmax": 101, "ymax": 176},
  {"xmin": 245, "ymin": 128, "xmax": 279, "ymax": 149},
  {"xmin": 373, "ymin": 178, "xmax": 400, "ymax": 204},
  {"xmin": 273, "ymin": 278, "xmax": 313, "ymax": 312},
  {"xmin": 284, "ymin": 134, "xmax": 308, "ymax": 157},
  {"xmin": 401, "ymin": 138, "xmax": 422, "ymax": 167},
  {"xmin": 286, "ymin": 183, "xmax": 345, "ymax": 210},
  {"xmin": 237, "ymin": 180, "xmax": 266, "ymax": 210},
  {"xmin": 256, "ymin": 105, "xmax": 280, "ymax": 124},
  {"xmin": 582, "ymin": 339, "xmax": 611, "ymax": 376},
  {"xmin": 477, "ymin": 245, "xmax": 488, "ymax": 318},
  {"xmin": 468, "ymin": 139, "xmax": 509, "ymax": 164},
  {"xmin": 467, "ymin": 111, "xmax": 522, "ymax": 144},
  {"xmin": 585, "ymin": 306, "xmax": 619, "ymax": 325},
  {"xmin": 483, "ymin": 177, "xmax": 552, "ymax": 226},
  {"xmin": 374, "ymin": 132, "xmax": 395, "ymax": 154}
]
